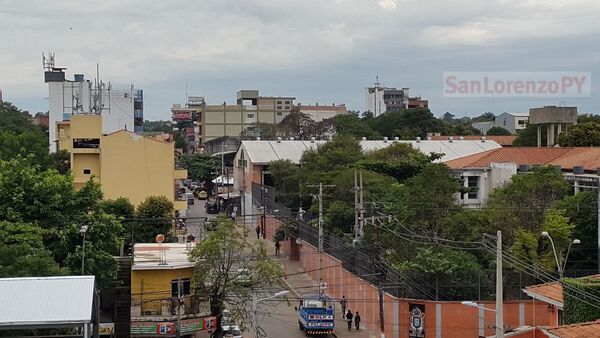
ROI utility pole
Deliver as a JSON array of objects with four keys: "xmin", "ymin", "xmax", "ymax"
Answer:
[
  {"xmin": 378, "ymin": 268, "xmax": 385, "ymax": 338},
  {"xmin": 176, "ymin": 275, "xmax": 182, "ymax": 338},
  {"xmin": 307, "ymin": 183, "xmax": 334, "ymax": 293},
  {"xmin": 354, "ymin": 170, "xmax": 359, "ymax": 239},
  {"xmin": 597, "ymin": 179, "xmax": 600, "ymax": 273},
  {"xmin": 496, "ymin": 230, "xmax": 504, "ymax": 338},
  {"xmin": 359, "ymin": 170, "xmax": 364, "ymax": 238}
]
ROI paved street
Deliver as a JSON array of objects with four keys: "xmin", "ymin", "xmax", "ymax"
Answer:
[{"xmin": 184, "ymin": 189, "xmax": 208, "ymax": 241}]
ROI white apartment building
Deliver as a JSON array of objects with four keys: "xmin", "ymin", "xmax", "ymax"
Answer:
[
  {"xmin": 472, "ymin": 112, "xmax": 529, "ymax": 135},
  {"xmin": 43, "ymin": 54, "xmax": 139, "ymax": 152}
]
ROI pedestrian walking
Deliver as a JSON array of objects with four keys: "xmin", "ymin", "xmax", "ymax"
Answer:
[
  {"xmin": 340, "ymin": 295, "xmax": 347, "ymax": 315},
  {"xmin": 275, "ymin": 241, "xmax": 280, "ymax": 256},
  {"xmin": 345, "ymin": 310, "xmax": 353, "ymax": 331},
  {"xmin": 230, "ymin": 210, "xmax": 236, "ymax": 220},
  {"xmin": 354, "ymin": 311, "xmax": 361, "ymax": 330},
  {"xmin": 255, "ymin": 225, "xmax": 260, "ymax": 239}
]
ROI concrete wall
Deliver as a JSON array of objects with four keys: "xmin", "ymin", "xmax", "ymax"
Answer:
[{"xmin": 529, "ymin": 106, "xmax": 577, "ymax": 124}]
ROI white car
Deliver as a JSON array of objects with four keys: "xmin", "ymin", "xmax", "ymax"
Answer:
[{"xmin": 222, "ymin": 325, "xmax": 243, "ymax": 338}]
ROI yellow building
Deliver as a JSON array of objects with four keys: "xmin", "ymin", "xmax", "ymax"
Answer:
[
  {"xmin": 130, "ymin": 243, "xmax": 215, "ymax": 336},
  {"xmin": 56, "ymin": 114, "xmax": 188, "ymax": 211}
]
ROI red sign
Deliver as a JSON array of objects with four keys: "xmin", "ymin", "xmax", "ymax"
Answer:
[
  {"xmin": 157, "ymin": 322, "xmax": 174, "ymax": 335},
  {"xmin": 172, "ymin": 110, "xmax": 193, "ymax": 122}
]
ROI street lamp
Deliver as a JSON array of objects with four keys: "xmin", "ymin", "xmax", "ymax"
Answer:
[
  {"xmin": 80, "ymin": 225, "xmax": 89, "ymax": 275},
  {"xmin": 541, "ymin": 231, "xmax": 581, "ymax": 278},
  {"xmin": 252, "ymin": 291, "xmax": 289, "ymax": 338},
  {"xmin": 461, "ymin": 301, "xmax": 496, "ymax": 312}
]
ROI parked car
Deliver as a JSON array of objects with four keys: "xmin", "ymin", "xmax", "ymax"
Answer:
[
  {"xmin": 196, "ymin": 190, "xmax": 208, "ymax": 200},
  {"xmin": 222, "ymin": 325, "xmax": 243, "ymax": 338},
  {"xmin": 186, "ymin": 192, "xmax": 195, "ymax": 205}
]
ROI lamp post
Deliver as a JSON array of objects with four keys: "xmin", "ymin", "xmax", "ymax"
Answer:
[
  {"xmin": 252, "ymin": 291, "xmax": 289, "ymax": 338},
  {"xmin": 80, "ymin": 225, "xmax": 89, "ymax": 275},
  {"xmin": 461, "ymin": 301, "xmax": 497, "ymax": 312},
  {"xmin": 541, "ymin": 231, "xmax": 581, "ymax": 278}
]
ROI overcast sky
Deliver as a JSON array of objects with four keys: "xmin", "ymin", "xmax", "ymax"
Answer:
[{"xmin": 1, "ymin": 0, "xmax": 600, "ymax": 120}]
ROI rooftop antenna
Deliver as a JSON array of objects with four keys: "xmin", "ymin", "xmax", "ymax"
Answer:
[
  {"xmin": 374, "ymin": 74, "xmax": 381, "ymax": 87},
  {"xmin": 42, "ymin": 52, "xmax": 56, "ymax": 71},
  {"xmin": 185, "ymin": 83, "xmax": 188, "ymax": 106}
]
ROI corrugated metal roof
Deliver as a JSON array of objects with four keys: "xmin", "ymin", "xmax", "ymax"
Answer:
[
  {"xmin": 239, "ymin": 140, "xmax": 501, "ymax": 165},
  {"xmin": 0, "ymin": 276, "xmax": 95, "ymax": 327}
]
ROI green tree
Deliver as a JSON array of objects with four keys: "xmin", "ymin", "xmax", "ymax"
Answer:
[
  {"xmin": 135, "ymin": 195, "xmax": 174, "ymax": 243},
  {"xmin": 0, "ymin": 221, "xmax": 67, "ymax": 277},
  {"xmin": 99, "ymin": 197, "xmax": 135, "ymax": 219},
  {"xmin": 514, "ymin": 123, "xmax": 545, "ymax": 146},
  {"xmin": 333, "ymin": 114, "xmax": 379, "ymax": 139},
  {"xmin": 189, "ymin": 219, "xmax": 282, "ymax": 328},
  {"xmin": 179, "ymin": 153, "xmax": 221, "ymax": 184},
  {"xmin": 143, "ymin": 120, "xmax": 173, "ymax": 133},
  {"xmin": 485, "ymin": 166, "xmax": 570, "ymax": 242},
  {"xmin": 240, "ymin": 122, "xmax": 277, "ymax": 140},
  {"xmin": 357, "ymin": 143, "xmax": 435, "ymax": 182},
  {"xmin": 0, "ymin": 101, "xmax": 38, "ymax": 133},
  {"xmin": 300, "ymin": 135, "xmax": 364, "ymax": 175},
  {"xmin": 471, "ymin": 112, "xmax": 495, "ymax": 122},
  {"xmin": 366, "ymin": 108, "xmax": 445, "ymax": 138},
  {"xmin": 558, "ymin": 122, "xmax": 600, "ymax": 146},
  {"xmin": 268, "ymin": 159, "xmax": 304, "ymax": 208},
  {"xmin": 554, "ymin": 192, "xmax": 598, "ymax": 270},
  {"xmin": 486, "ymin": 126, "xmax": 512, "ymax": 136},
  {"xmin": 562, "ymin": 277, "xmax": 600, "ymax": 324}
]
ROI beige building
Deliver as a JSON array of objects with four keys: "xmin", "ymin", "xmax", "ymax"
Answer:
[
  {"xmin": 56, "ymin": 114, "xmax": 187, "ymax": 210},
  {"xmin": 291, "ymin": 103, "xmax": 348, "ymax": 122}
]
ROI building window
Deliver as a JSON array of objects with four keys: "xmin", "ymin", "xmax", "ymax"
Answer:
[
  {"xmin": 285, "ymin": 100, "xmax": 290, "ymax": 104},
  {"xmin": 276, "ymin": 112, "xmax": 283, "ymax": 116},
  {"xmin": 518, "ymin": 120, "xmax": 525, "ymax": 125},
  {"xmin": 73, "ymin": 138, "xmax": 100, "ymax": 148},
  {"xmin": 277, "ymin": 100, "xmax": 282, "ymax": 104},
  {"xmin": 467, "ymin": 176, "xmax": 478, "ymax": 199},
  {"xmin": 247, "ymin": 113, "xmax": 255, "ymax": 119},
  {"xmin": 277, "ymin": 105, "xmax": 282, "ymax": 110},
  {"xmin": 284, "ymin": 106, "xmax": 290, "ymax": 110},
  {"xmin": 83, "ymin": 169, "xmax": 91, "ymax": 175},
  {"xmin": 171, "ymin": 279, "xmax": 191, "ymax": 297},
  {"xmin": 503, "ymin": 120, "xmax": 506, "ymax": 126}
]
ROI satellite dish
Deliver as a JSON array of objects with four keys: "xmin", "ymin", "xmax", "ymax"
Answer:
[{"xmin": 156, "ymin": 234, "xmax": 165, "ymax": 243}]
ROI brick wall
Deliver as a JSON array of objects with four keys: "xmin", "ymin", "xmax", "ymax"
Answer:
[{"xmin": 262, "ymin": 215, "xmax": 555, "ymax": 337}]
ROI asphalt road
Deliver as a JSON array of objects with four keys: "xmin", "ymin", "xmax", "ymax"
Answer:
[{"xmin": 184, "ymin": 189, "xmax": 208, "ymax": 240}]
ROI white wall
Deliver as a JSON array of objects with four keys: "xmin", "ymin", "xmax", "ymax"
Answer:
[
  {"xmin": 365, "ymin": 87, "xmax": 386, "ymax": 117},
  {"xmin": 47, "ymin": 80, "xmax": 134, "ymax": 152}
]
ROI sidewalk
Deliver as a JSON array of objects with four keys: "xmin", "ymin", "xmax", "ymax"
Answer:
[{"xmin": 241, "ymin": 221, "xmax": 374, "ymax": 338}]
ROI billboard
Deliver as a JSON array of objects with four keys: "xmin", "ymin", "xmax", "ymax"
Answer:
[{"xmin": 171, "ymin": 109, "xmax": 194, "ymax": 122}]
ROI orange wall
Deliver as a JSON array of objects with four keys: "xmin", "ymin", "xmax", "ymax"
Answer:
[{"xmin": 262, "ymin": 214, "xmax": 556, "ymax": 337}]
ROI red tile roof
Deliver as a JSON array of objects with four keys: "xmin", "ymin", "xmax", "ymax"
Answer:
[
  {"xmin": 523, "ymin": 274, "xmax": 600, "ymax": 309},
  {"xmin": 445, "ymin": 147, "xmax": 573, "ymax": 169},
  {"xmin": 546, "ymin": 320, "xmax": 600, "ymax": 338},
  {"xmin": 430, "ymin": 135, "xmax": 517, "ymax": 146}
]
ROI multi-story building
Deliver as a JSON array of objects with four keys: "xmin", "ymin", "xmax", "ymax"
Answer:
[
  {"xmin": 134, "ymin": 89, "xmax": 144, "ymax": 133},
  {"xmin": 43, "ymin": 53, "xmax": 142, "ymax": 152},
  {"xmin": 471, "ymin": 112, "xmax": 530, "ymax": 135},
  {"xmin": 291, "ymin": 103, "xmax": 348, "ymax": 122},
  {"xmin": 56, "ymin": 114, "xmax": 187, "ymax": 210},
  {"xmin": 130, "ymin": 243, "xmax": 216, "ymax": 337},
  {"xmin": 365, "ymin": 79, "xmax": 428, "ymax": 117},
  {"xmin": 172, "ymin": 90, "xmax": 296, "ymax": 147}
]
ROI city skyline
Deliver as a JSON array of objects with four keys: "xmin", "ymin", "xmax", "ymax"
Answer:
[{"xmin": 1, "ymin": 0, "xmax": 599, "ymax": 120}]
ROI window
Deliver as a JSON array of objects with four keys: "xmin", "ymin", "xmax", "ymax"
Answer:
[
  {"xmin": 171, "ymin": 279, "xmax": 191, "ymax": 297},
  {"xmin": 277, "ymin": 105, "xmax": 282, "ymax": 110},
  {"xmin": 73, "ymin": 138, "xmax": 100, "ymax": 148},
  {"xmin": 247, "ymin": 113, "xmax": 255, "ymax": 119},
  {"xmin": 277, "ymin": 100, "xmax": 282, "ymax": 104},
  {"xmin": 276, "ymin": 112, "xmax": 282, "ymax": 116},
  {"xmin": 285, "ymin": 100, "xmax": 290, "ymax": 104},
  {"xmin": 83, "ymin": 169, "xmax": 91, "ymax": 175},
  {"xmin": 518, "ymin": 120, "xmax": 525, "ymax": 125},
  {"xmin": 467, "ymin": 176, "xmax": 478, "ymax": 199},
  {"xmin": 285, "ymin": 106, "xmax": 290, "ymax": 110},
  {"xmin": 503, "ymin": 120, "xmax": 506, "ymax": 126}
]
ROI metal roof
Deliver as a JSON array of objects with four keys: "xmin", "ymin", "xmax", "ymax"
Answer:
[
  {"xmin": 0, "ymin": 276, "xmax": 95, "ymax": 327},
  {"xmin": 238, "ymin": 139, "xmax": 501, "ymax": 165},
  {"xmin": 133, "ymin": 243, "xmax": 196, "ymax": 270}
]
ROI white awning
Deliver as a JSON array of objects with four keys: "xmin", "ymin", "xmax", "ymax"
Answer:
[
  {"xmin": 212, "ymin": 176, "xmax": 234, "ymax": 185},
  {"xmin": 0, "ymin": 276, "xmax": 95, "ymax": 328}
]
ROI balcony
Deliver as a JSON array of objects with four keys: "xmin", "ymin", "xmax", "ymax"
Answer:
[{"xmin": 131, "ymin": 295, "xmax": 210, "ymax": 320}]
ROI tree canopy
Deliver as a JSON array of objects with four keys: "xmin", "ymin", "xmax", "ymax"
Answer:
[
  {"xmin": 558, "ymin": 122, "xmax": 600, "ymax": 146},
  {"xmin": 486, "ymin": 126, "xmax": 512, "ymax": 136}
]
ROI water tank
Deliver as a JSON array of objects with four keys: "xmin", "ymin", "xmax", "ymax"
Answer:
[{"xmin": 74, "ymin": 74, "xmax": 84, "ymax": 82}]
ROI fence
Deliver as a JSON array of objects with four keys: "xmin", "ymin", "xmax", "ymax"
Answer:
[{"xmin": 251, "ymin": 183, "xmax": 596, "ymax": 301}]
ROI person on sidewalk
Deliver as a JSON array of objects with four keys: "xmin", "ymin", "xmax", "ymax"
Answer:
[
  {"xmin": 354, "ymin": 311, "xmax": 361, "ymax": 330},
  {"xmin": 255, "ymin": 225, "xmax": 261, "ymax": 239},
  {"xmin": 275, "ymin": 241, "xmax": 280, "ymax": 256},
  {"xmin": 345, "ymin": 310, "xmax": 353, "ymax": 331},
  {"xmin": 340, "ymin": 295, "xmax": 347, "ymax": 315}
]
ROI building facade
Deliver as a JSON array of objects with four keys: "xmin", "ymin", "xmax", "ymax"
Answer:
[
  {"xmin": 44, "ymin": 54, "xmax": 142, "ymax": 152},
  {"xmin": 495, "ymin": 112, "xmax": 529, "ymax": 134},
  {"xmin": 56, "ymin": 114, "xmax": 187, "ymax": 210},
  {"xmin": 365, "ymin": 80, "xmax": 428, "ymax": 117},
  {"xmin": 130, "ymin": 243, "xmax": 216, "ymax": 337},
  {"xmin": 291, "ymin": 103, "xmax": 348, "ymax": 122}
]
